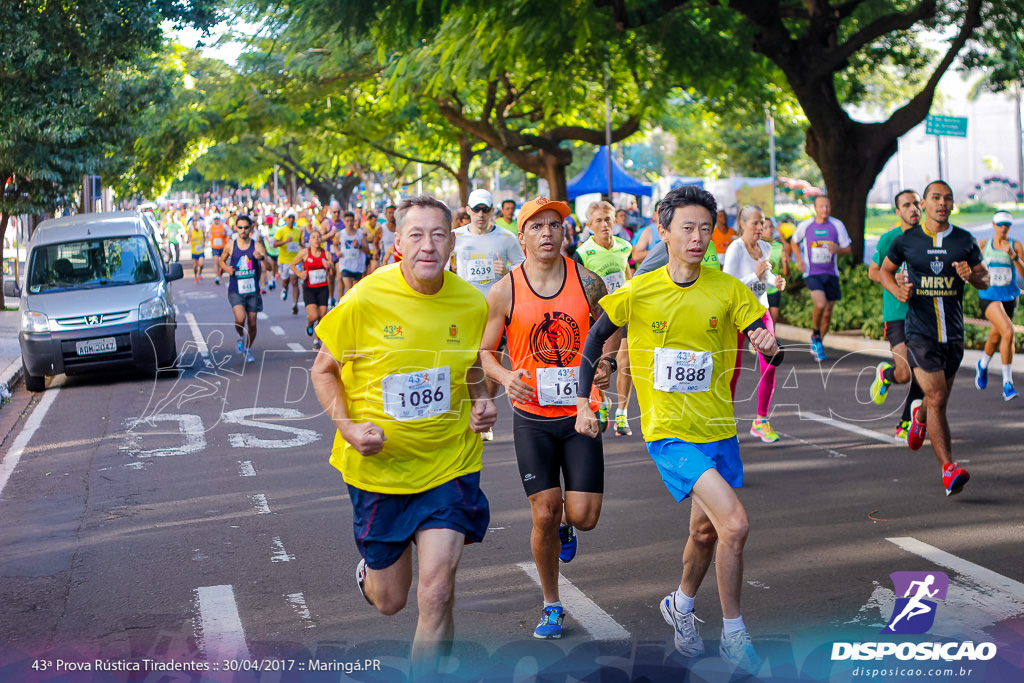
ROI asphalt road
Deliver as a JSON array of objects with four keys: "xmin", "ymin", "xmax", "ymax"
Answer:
[{"xmin": 1, "ymin": 273, "xmax": 1023, "ymax": 683}]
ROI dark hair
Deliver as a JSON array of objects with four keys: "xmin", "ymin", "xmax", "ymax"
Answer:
[
  {"xmin": 395, "ymin": 195, "xmax": 454, "ymax": 233},
  {"xmin": 501, "ymin": 199, "xmax": 516, "ymax": 208},
  {"xmin": 893, "ymin": 189, "xmax": 919, "ymax": 209},
  {"xmin": 922, "ymin": 180, "xmax": 952, "ymax": 198},
  {"xmin": 235, "ymin": 214, "xmax": 253, "ymax": 228},
  {"xmin": 343, "ymin": 211, "xmax": 355, "ymax": 219},
  {"xmin": 813, "ymin": 194, "xmax": 829, "ymax": 206},
  {"xmin": 658, "ymin": 185, "xmax": 717, "ymax": 230}
]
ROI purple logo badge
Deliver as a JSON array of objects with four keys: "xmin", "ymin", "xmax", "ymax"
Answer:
[{"xmin": 882, "ymin": 571, "xmax": 949, "ymax": 634}]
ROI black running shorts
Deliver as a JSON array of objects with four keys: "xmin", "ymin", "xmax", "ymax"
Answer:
[
  {"xmin": 511, "ymin": 407, "xmax": 604, "ymax": 497},
  {"xmin": 905, "ymin": 337, "xmax": 964, "ymax": 379}
]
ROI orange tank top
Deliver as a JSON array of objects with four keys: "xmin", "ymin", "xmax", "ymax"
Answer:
[
  {"xmin": 211, "ymin": 224, "xmax": 227, "ymax": 249},
  {"xmin": 506, "ymin": 256, "xmax": 601, "ymax": 418}
]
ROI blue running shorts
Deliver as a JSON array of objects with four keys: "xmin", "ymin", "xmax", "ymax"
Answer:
[
  {"xmin": 347, "ymin": 472, "xmax": 490, "ymax": 570},
  {"xmin": 646, "ymin": 436, "xmax": 742, "ymax": 502}
]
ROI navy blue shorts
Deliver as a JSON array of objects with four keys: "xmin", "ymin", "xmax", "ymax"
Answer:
[
  {"xmin": 348, "ymin": 472, "xmax": 490, "ymax": 570},
  {"xmin": 803, "ymin": 274, "xmax": 842, "ymax": 301},
  {"xmin": 340, "ymin": 269, "xmax": 364, "ymax": 280}
]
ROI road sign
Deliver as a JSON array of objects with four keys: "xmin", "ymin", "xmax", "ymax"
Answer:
[{"xmin": 926, "ymin": 115, "xmax": 968, "ymax": 138}]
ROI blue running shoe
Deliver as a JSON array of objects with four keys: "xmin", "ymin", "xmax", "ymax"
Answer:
[
  {"xmin": 811, "ymin": 337, "xmax": 826, "ymax": 361},
  {"xmin": 237, "ymin": 337, "xmax": 245, "ymax": 353},
  {"xmin": 975, "ymin": 360, "xmax": 987, "ymax": 390},
  {"xmin": 533, "ymin": 605, "xmax": 564, "ymax": 639},
  {"xmin": 1003, "ymin": 382, "xmax": 1018, "ymax": 401},
  {"xmin": 558, "ymin": 524, "xmax": 578, "ymax": 563}
]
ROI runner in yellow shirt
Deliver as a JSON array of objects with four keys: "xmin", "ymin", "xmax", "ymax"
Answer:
[
  {"xmin": 574, "ymin": 185, "xmax": 783, "ymax": 674},
  {"xmin": 273, "ymin": 209, "xmax": 304, "ymax": 314},
  {"xmin": 311, "ymin": 195, "xmax": 496, "ymax": 677}
]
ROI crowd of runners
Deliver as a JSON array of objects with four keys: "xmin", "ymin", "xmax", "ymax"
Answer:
[{"xmin": 153, "ymin": 179, "xmax": 1017, "ymax": 676}]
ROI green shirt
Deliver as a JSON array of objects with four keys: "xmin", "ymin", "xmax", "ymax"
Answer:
[
  {"xmin": 494, "ymin": 217, "xmax": 517, "ymax": 235},
  {"xmin": 702, "ymin": 242, "xmax": 720, "ymax": 269},
  {"xmin": 766, "ymin": 241, "xmax": 784, "ymax": 295},
  {"xmin": 872, "ymin": 226, "xmax": 910, "ymax": 322}
]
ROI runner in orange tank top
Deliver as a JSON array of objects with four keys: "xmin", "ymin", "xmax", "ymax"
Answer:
[{"xmin": 479, "ymin": 196, "xmax": 621, "ymax": 640}]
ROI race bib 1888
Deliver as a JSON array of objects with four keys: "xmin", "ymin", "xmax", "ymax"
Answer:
[{"xmin": 653, "ymin": 347, "xmax": 713, "ymax": 393}]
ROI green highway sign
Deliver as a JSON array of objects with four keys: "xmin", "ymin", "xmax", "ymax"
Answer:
[{"xmin": 926, "ymin": 115, "xmax": 968, "ymax": 138}]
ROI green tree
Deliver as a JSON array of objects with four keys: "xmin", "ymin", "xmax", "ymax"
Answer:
[{"xmin": 0, "ymin": 0, "xmax": 218, "ymax": 305}]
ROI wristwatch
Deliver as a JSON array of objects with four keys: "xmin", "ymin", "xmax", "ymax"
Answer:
[{"xmin": 599, "ymin": 356, "xmax": 618, "ymax": 372}]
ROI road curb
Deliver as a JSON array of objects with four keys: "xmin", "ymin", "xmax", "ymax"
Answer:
[
  {"xmin": 0, "ymin": 360, "xmax": 23, "ymax": 407},
  {"xmin": 773, "ymin": 322, "xmax": 1024, "ymax": 373}
]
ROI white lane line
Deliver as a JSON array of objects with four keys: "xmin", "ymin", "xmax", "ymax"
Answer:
[
  {"xmin": 801, "ymin": 411, "xmax": 903, "ymax": 445},
  {"xmin": 286, "ymin": 592, "xmax": 315, "ymax": 628},
  {"xmin": 184, "ymin": 312, "xmax": 213, "ymax": 367},
  {"xmin": 287, "ymin": 342, "xmax": 306, "ymax": 353},
  {"xmin": 238, "ymin": 461, "xmax": 256, "ymax": 477},
  {"xmin": 517, "ymin": 562, "xmax": 630, "ymax": 641},
  {"xmin": 270, "ymin": 325, "xmax": 286, "ymax": 336},
  {"xmin": 0, "ymin": 388, "xmax": 61, "ymax": 500},
  {"xmin": 195, "ymin": 585, "xmax": 251, "ymax": 661},
  {"xmin": 251, "ymin": 493, "xmax": 271, "ymax": 514},
  {"xmin": 257, "ymin": 312, "xmax": 269, "ymax": 321},
  {"xmin": 270, "ymin": 536, "xmax": 295, "ymax": 562},
  {"xmin": 887, "ymin": 537, "xmax": 1024, "ymax": 601}
]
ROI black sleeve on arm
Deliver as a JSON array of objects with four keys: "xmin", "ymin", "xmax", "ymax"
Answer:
[
  {"xmin": 577, "ymin": 312, "xmax": 621, "ymax": 398},
  {"xmin": 743, "ymin": 319, "xmax": 785, "ymax": 367}
]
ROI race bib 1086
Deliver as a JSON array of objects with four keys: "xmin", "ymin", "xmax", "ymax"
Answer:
[{"xmin": 381, "ymin": 366, "xmax": 452, "ymax": 421}]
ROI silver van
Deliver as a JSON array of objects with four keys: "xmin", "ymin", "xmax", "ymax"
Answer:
[{"xmin": 18, "ymin": 211, "xmax": 184, "ymax": 391}]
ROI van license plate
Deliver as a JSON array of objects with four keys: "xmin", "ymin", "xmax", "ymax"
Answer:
[{"xmin": 76, "ymin": 337, "xmax": 117, "ymax": 356}]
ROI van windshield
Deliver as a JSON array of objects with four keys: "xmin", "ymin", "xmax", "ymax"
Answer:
[{"xmin": 27, "ymin": 236, "xmax": 159, "ymax": 293}]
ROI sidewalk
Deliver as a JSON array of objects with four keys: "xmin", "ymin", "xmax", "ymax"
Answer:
[
  {"xmin": 774, "ymin": 323, "xmax": 1024, "ymax": 373},
  {"xmin": 1, "ymin": 303, "xmax": 22, "ymax": 403}
]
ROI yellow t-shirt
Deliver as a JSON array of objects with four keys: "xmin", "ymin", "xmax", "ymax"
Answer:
[
  {"xmin": 190, "ymin": 227, "xmax": 205, "ymax": 255},
  {"xmin": 274, "ymin": 226, "xmax": 304, "ymax": 263},
  {"xmin": 600, "ymin": 265, "xmax": 765, "ymax": 443},
  {"xmin": 316, "ymin": 264, "xmax": 488, "ymax": 494}
]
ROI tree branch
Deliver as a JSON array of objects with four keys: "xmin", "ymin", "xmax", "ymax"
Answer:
[{"xmin": 815, "ymin": 0, "xmax": 937, "ymax": 78}]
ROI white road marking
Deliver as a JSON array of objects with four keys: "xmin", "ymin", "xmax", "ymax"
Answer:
[
  {"xmin": 887, "ymin": 537, "xmax": 1024, "ymax": 601},
  {"xmin": 0, "ymin": 387, "xmax": 61, "ymax": 500},
  {"xmin": 286, "ymin": 592, "xmax": 315, "ymax": 628},
  {"xmin": 801, "ymin": 411, "xmax": 903, "ymax": 445},
  {"xmin": 184, "ymin": 312, "xmax": 213, "ymax": 367},
  {"xmin": 257, "ymin": 312, "xmax": 269, "ymax": 321},
  {"xmin": 270, "ymin": 537, "xmax": 295, "ymax": 562},
  {"xmin": 123, "ymin": 414, "xmax": 207, "ymax": 458},
  {"xmin": 251, "ymin": 493, "xmax": 271, "ymax": 515},
  {"xmin": 517, "ymin": 562, "xmax": 630, "ymax": 641},
  {"xmin": 223, "ymin": 408, "xmax": 320, "ymax": 449},
  {"xmin": 195, "ymin": 585, "xmax": 251, "ymax": 661},
  {"xmin": 238, "ymin": 461, "xmax": 256, "ymax": 477},
  {"xmin": 287, "ymin": 342, "xmax": 306, "ymax": 353},
  {"xmin": 270, "ymin": 325, "xmax": 286, "ymax": 336}
]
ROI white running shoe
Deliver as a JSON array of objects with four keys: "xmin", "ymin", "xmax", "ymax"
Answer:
[
  {"xmin": 660, "ymin": 595, "xmax": 705, "ymax": 657},
  {"xmin": 719, "ymin": 629, "xmax": 762, "ymax": 673}
]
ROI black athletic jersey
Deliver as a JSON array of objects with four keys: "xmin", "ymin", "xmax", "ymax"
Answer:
[{"xmin": 886, "ymin": 224, "xmax": 982, "ymax": 343}]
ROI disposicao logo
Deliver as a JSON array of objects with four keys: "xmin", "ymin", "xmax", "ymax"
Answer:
[
  {"xmin": 831, "ymin": 570, "xmax": 997, "ymax": 663},
  {"xmin": 883, "ymin": 571, "xmax": 948, "ymax": 635}
]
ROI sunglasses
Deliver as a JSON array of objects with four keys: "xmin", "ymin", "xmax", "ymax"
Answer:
[
  {"xmin": 996, "ymin": 222, "xmax": 1013, "ymax": 227},
  {"xmin": 470, "ymin": 205, "xmax": 492, "ymax": 213}
]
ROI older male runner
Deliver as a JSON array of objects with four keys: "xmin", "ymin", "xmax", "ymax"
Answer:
[{"xmin": 311, "ymin": 195, "xmax": 497, "ymax": 676}]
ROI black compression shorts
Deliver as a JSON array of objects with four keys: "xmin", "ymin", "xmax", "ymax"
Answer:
[{"xmin": 512, "ymin": 407, "xmax": 604, "ymax": 497}]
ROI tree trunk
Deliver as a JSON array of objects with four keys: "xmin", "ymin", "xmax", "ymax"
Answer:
[
  {"xmin": 0, "ymin": 211, "xmax": 9, "ymax": 309},
  {"xmin": 457, "ymin": 137, "xmax": 474, "ymax": 205},
  {"xmin": 541, "ymin": 152, "xmax": 569, "ymax": 201},
  {"xmin": 806, "ymin": 121, "xmax": 898, "ymax": 263}
]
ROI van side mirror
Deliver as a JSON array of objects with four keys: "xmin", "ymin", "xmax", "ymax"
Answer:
[
  {"xmin": 165, "ymin": 263, "xmax": 184, "ymax": 282},
  {"xmin": 2, "ymin": 279, "xmax": 21, "ymax": 298}
]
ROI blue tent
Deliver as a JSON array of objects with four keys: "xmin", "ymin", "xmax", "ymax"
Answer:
[{"xmin": 566, "ymin": 146, "xmax": 653, "ymax": 200}]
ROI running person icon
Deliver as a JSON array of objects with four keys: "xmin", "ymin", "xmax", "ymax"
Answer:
[{"xmin": 887, "ymin": 575, "xmax": 939, "ymax": 631}]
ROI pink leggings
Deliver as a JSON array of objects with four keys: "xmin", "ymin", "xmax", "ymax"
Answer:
[{"xmin": 729, "ymin": 312, "xmax": 776, "ymax": 418}]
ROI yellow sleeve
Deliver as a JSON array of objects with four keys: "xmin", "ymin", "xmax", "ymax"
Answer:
[
  {"xmin": 316, "ymin": 286, "xmax": 359, "ymax": 363},
  {"xmin": 599, "ymin": 278, "xmax": 632, "ymax": 327},
  {"xmin": 731, "ymin": 278, "xmax": 767, "ymax": 332}
]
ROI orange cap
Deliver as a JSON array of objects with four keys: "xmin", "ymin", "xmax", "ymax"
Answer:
[{"xmin": 517, "ymin": 196, "xmax": 571, "ymax": 232}]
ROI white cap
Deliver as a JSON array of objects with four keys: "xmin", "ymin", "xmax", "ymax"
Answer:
[
  {"xmin": 285, "ymin": 209, "xmax": 298, "ymax": 218},
  {"xmin": 993, "ymin": 211, "xmax": 1014, "ymax": 225},
  {"xmin": 467, "ymin": 189, "xmax": 494, "ymax": 209}
]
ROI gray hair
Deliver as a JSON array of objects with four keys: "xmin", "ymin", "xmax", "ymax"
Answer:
[{"xmin": 395, "ymin": 195, "xmax": 453, "ymax": 234}]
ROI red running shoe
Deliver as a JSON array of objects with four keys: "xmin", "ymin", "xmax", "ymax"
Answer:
[
  {"xmin": 907, "ymin": 399, "xmax": 926, "ymax": 451},
  {"xmin": 943, "ymin": 463, "xmax": 970, "ymax": 497}
]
